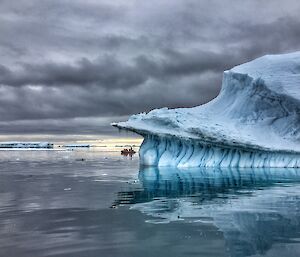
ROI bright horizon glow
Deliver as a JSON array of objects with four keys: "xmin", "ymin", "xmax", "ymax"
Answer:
[{"xmin": 0, "ymin": 134, "xmax": 143, "ymax": 147}]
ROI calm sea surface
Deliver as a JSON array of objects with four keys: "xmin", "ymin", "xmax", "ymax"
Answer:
[{"xmin": 0, "ymin": 148, "xmax": 300, "ymax": 257}]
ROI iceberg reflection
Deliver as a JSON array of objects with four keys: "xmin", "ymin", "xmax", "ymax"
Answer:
[{"xmin": 115, "ymin": 167, "xmax": 300, "ymax": 257}]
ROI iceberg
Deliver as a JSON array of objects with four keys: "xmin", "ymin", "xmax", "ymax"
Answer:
[{"xmin": 113, "ymin": 52, "xmax": 300, "ymax": 167}]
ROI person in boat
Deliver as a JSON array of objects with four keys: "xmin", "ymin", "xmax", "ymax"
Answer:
[{"xmin": 121, "ymin": 146, "xmax": 136, "ymax": 155}]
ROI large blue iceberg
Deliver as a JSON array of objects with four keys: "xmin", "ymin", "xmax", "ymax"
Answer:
[{"xmin": 113, "ymin": 52, "xmax": 300, "ymax": 167}]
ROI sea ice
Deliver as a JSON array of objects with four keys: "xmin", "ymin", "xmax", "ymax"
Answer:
[{"xmin": 0, "ymin": 142, "xmax": 54, "ymax": 149}]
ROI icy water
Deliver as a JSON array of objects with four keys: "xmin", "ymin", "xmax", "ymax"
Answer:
[{"xmin": 1, "ymin": 149, "xmax": 300, "ymax": 257}]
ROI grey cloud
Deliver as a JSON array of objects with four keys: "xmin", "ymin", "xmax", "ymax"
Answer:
[
  {"xmin": 236, "ymin": 17, "xmax": 300, "ymax": 57},
  {"xmin": 0, "ymin": 117, "xmax": 123, "ymax": 135},
  {"xmin": 0, "ymin": 49, "xmax": 232, "ymax": 89},
  {"xmin": 0, "ymin": 70, "xmax": 221, "ymax": 122},
  {"xmin": 0, "ymin": 0, "xmax": 300, "ymax": 135},
  {"xmin": 0, "ymin": 56, "xmax": 148, "ymax": 88}
]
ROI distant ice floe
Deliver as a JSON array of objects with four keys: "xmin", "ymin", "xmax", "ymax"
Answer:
[
  {"xmin": 62, "ymin": 144, "xmax": 90, "ymax": 148},
  {"xmin": 0, "ymin": 142, "xmax": 53, "ymax": 149},
  {"xmin": 113, "ymin": 52, "xmax": 300, "ymax": 167}
]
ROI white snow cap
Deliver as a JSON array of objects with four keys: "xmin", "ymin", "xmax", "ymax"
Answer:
[{"xmin": 231, "ymin": 51, "xmax": 300, "ymax": 100}]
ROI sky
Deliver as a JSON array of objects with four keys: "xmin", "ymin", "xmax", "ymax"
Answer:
[{"xmin": 0, "ymin": 0, "xmax": 300, "ymax": 138}]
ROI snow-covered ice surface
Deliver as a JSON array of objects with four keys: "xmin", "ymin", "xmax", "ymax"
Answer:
[{"xmin": 113, "ymin": 52, "xmax": 300, "ymax": 167}]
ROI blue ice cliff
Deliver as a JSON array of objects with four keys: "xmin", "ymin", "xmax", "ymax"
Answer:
[{"xmin": 112, "ymin": 52, "xmax": 300, "ymax": 167}]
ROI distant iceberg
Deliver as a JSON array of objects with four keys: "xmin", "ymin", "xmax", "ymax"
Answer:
[
  {"xmin": 0, "ymin": 142, "xmax": 54, "ymax": 149},
  {"xmin": 62, "ymin": 144, "xmax": 90, "ymax": 148},
  {"xmin": 113, "ymin": 52, "xmax": 300, "ymax": 167}
]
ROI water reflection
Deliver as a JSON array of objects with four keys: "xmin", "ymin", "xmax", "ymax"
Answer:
[{"xmin": 115, "ymin": 167, "xmax": 300, "ymax": 257}]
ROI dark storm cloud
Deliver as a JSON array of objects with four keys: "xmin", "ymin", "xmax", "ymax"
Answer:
[
  {"xmin": 0, "ymin": 117, "xmax": 123, "ymax": 135},
  {"xmin": 226, "ymin": 17, "xmax": 300, "ymax": 58},
  {"xmin": 0, "ymin": 0, "xmax": 300, "ymax": 134},
  {"xmin": 0, "ymin": 50, "xmax": 237, "ymax": 87},
  {"xmin": 0, "ymin": 56, "xmax": 147, "ymax": 88}
]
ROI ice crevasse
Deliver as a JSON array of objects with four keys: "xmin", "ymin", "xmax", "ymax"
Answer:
[{"xmin": 112, "ymin": 52, "xmax": 300, "ymax": 167}]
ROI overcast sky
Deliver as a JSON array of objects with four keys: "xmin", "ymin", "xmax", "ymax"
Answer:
[{"xmin": 1, "ymin": 0, "xmax": 300, "ymax": 136}]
